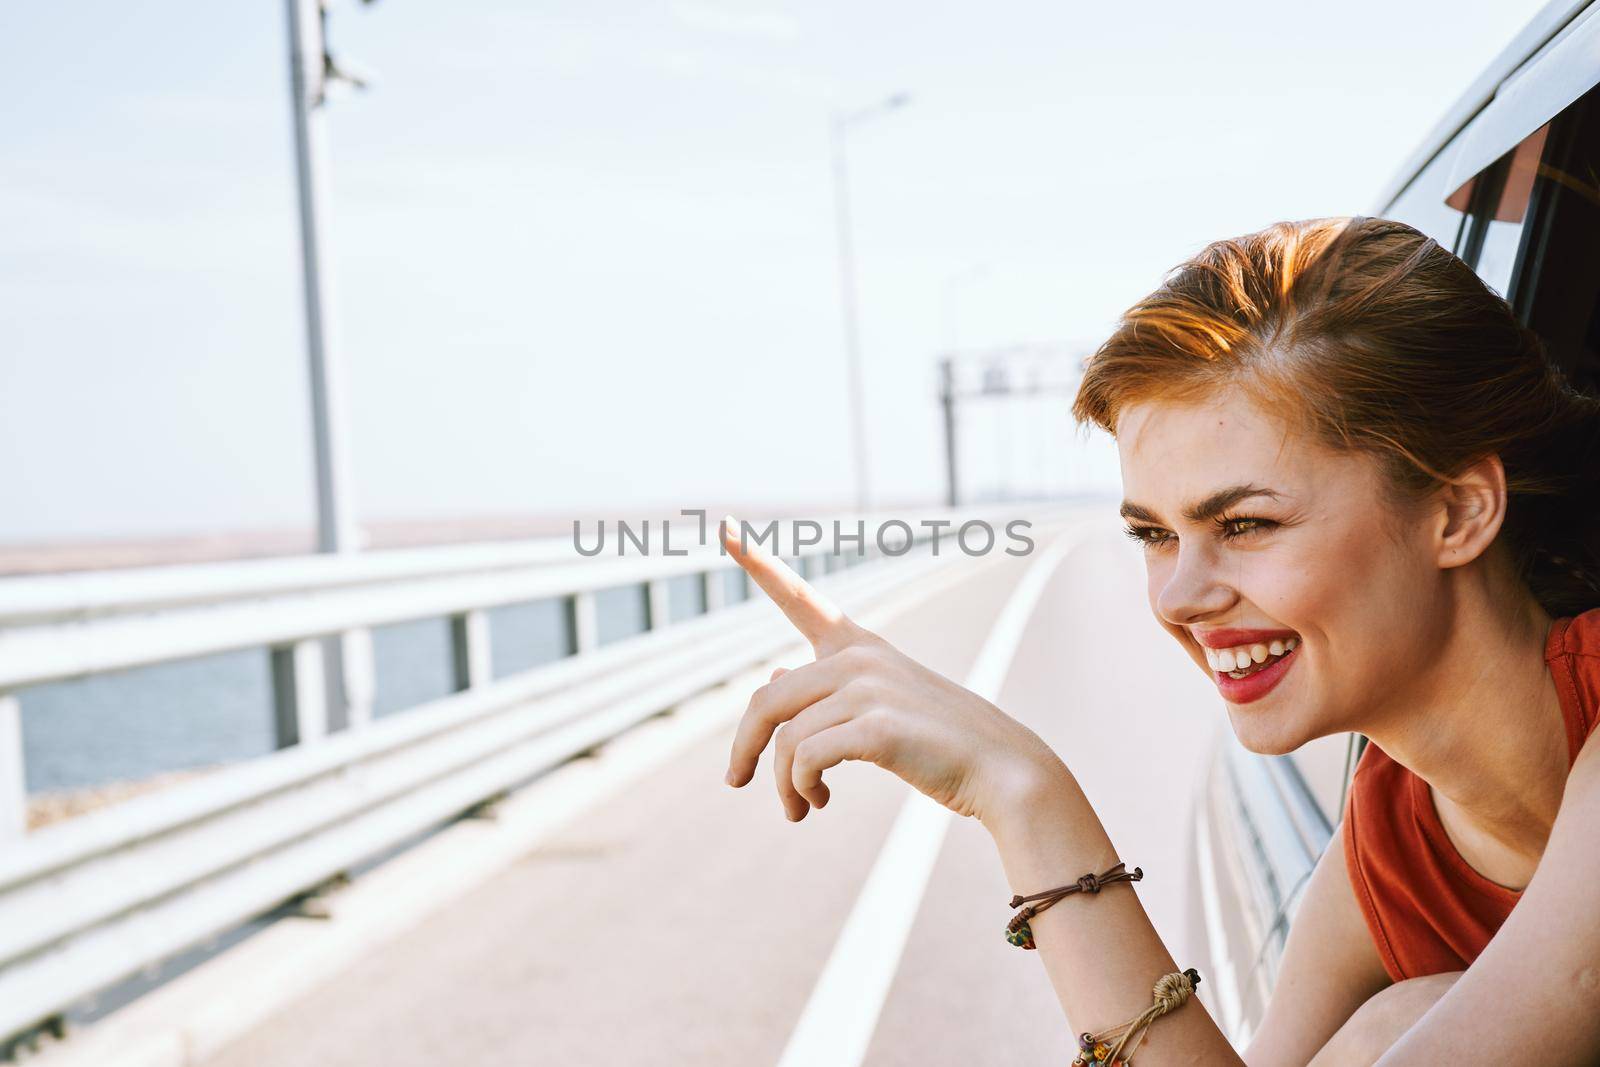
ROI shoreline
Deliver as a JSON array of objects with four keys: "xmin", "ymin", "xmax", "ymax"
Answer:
[
  {"xmin": 0, "ymin": 499, "xmax": 895, "ymax": 577},
  {"xmin": 26, "ymin": 767, "xmax": 218, "ymax": 832}
]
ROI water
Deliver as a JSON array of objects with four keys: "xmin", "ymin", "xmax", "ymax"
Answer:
[
  {"xmin": 487, "ymin": 598, "xmax": 575, "ymax": 678},
  {"xmin": 593, "ymin": 585, "xmax": 650, "ymax": 645},
  {"xmin": 19, "ymin": 649, "xmax": 278, "ymax": 794},
  {"xmin": 17, "ymin": 585, "xmax": 674, "ymax": 798},
  {"xmin": 370, "ymin": 617, "xmax": 460, "ymax": 720}
]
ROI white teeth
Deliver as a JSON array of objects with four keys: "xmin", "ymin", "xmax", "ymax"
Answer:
[{"xmin": 1201, "ymin": 635, "xmax": 1300, "ymax": 677}]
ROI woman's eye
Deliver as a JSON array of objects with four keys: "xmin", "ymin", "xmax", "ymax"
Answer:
[
  {"xmin": 1124, "ymin": 517, "xmax": 1276, "ymax": 549},
  {"xmin": 1217, "ymin": 516, "xmax": 1276, "ymax": 539},
  {"xmin": 1123, "ymin": 524, "xmax": 1173, "ymax": 548}
]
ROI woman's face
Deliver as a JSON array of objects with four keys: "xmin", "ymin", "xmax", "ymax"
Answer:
[{"xmin": 1114, "ymin": 389, "xmax": 1445, "ymax": 754}]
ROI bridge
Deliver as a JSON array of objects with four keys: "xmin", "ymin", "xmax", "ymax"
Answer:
[{"xmin": 0, "ymin": 502, "xmax": 1257, "ymax": 1066}]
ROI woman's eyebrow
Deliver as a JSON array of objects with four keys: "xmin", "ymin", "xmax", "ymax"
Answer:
[{"xmin": 1119, "ymin": 484, "xmax": 1282, "ymax": 525}]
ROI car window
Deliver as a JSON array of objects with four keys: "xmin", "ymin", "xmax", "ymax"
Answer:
[
  {"xmin": 1477, "ymin": 123, "xmax": 1550, "ymax": 296},
  {"xmin": 1338, "ymin": 91, "xmax": 1597, "ymax": 830},
  {"xmin": 1384, "ymin": 141, "xmax": 1471, "ymax": 252},
  {"xmin": 1449, "ymin": 122, "xmax": 1551, "ymax": 298},
  {"xmin": 1507, "ymin": 82, "xmax": 1600, "ymax": 391}
]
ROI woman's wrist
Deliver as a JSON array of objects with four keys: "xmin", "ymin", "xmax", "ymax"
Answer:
[
  {"xmin": 975, "ymin": 736, "xmax": 1077, "ymax": 840},
  {"xmin": 976, "ymin": 738, "xmax": 1122, "ymax": 885}
]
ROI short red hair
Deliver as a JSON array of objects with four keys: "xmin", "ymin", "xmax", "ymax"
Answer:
[{"xmin": 1072, "ymin": 216, "xmax": 1600, "ymax": 616}]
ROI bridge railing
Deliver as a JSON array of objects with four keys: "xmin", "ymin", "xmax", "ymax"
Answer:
[{"xmin": 0, "ymin": 504, "xmax": 1054, "ymax": 1048}]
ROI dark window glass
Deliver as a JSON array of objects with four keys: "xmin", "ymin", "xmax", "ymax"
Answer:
[
  {"xmin": 1452, "ymin": 123, "xmax": 1551, "ymax": 298},
  {"xmin": 1504, "ymin": 84, "xmax": 1600, "ymax": 392}
]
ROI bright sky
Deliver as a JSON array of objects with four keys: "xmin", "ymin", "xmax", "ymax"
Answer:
[{"xmin": 0, "ymin": 0, "xmax": 1552, "ymax": 542}]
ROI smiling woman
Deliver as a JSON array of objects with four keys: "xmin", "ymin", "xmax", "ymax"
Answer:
[
  {"xmin": 719, "ymin": 213, "xmax": 1600, "ymax": 1066},
  {"xmin": 1074, "ymin": 217, "xmax": 1600, "ymax": 1058}
]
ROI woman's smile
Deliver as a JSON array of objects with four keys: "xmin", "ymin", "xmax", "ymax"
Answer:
[
  {"xmin": 1193, "ymin": 627, "xmax": 1302, "ymax": 703},
  {"xmin": 1212, "ymin": 642, "xmax": 1299, "ymax": 703}
]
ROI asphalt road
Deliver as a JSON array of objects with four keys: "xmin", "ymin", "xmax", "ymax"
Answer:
[{"xmin": 201, "ymin": 525, "xmax": 1220, "ymax": 1067}]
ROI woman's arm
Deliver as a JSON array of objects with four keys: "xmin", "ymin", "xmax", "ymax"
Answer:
[
  {"xmin": 719, "ymin": 521, "xmax": 1243, "ymax": 1063},
  {"xmin": 1000, "ymin": 789, "xmax": 1398, "ymax": 1065},
  {"xmin": 981, "ymin": 757, "xmax": 1245, "ymax": 1062}
]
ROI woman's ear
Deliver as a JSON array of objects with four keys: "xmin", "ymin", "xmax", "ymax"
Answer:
[{"xmin": 1434, "ymin": 454, "xmax": 1508, "ymax": 570}]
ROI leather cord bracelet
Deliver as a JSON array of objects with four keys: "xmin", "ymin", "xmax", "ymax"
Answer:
[
  {"xmin": 1073, "ymin": 967, "xmax": 1202, "ymax": 1066},
  {"xmin": 1004, "ymin": 861, "xmax": 1143, "ymax": 949}
]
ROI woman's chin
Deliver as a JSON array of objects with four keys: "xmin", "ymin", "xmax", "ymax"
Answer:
[{"xmin": 1225, "ymin": 708, "xmax": 1311, "ymax": 756}]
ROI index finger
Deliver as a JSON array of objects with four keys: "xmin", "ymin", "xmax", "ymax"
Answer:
[{"xmin": 720, "ymin": 516, "xmax": 857, "ymax": 654}]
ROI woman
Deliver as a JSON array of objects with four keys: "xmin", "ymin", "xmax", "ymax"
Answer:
[{"xmin": 719, "ymin": 216, "xmax": 1600, "ymax": 1065}]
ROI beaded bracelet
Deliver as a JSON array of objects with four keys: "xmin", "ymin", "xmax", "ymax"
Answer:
[
  {"xmin": 1073, "ymin": 968, "xmax": 1202, "ymax": 1066},
  {"xmin": 1004, "ymin": 861, "xmax": 1143, "ymax": 949}
]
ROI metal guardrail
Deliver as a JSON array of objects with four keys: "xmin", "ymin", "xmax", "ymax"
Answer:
[
  {"xmin": 0, "ymin": 507, "xmax": 993, "ymax": 627},
  {"xmin": 0, "ymin": 508, "xmax": 1013, "ymax": 817},
  {"xmin": 1212, "ymin": 737, "xmax": 1334, "ymax": 1016},
  {"xmin": 0, "ymin": 506, "xmax": 1054, "ymax": 1047}
]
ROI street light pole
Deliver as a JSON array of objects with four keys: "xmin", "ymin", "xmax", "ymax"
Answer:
[
  {"xmin": 287, "ymin": 0, "xmax": 357, "ymax": 558},
  {"xmin": 285, "ymin": 0, "xmax": 372, "ymax": 734},
  {"xmin": 829, "ymin": 93, "xmax": 908, "ymax": 514},
  {"xmin": 939, "ymin": 357, "xmax": 959, "ymax": 507}
]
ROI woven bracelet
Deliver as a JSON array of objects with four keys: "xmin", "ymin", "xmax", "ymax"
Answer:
[
  {"xmin": 1073, "ymin": 967, "xmax": 1202, "ymax": 1066},
  {"xmin": 1004, "ymin": 861, "xmax": 1143, "ymax": 949}
]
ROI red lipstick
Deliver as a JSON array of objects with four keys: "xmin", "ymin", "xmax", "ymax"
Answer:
[
  {"xmin": 1193, "ymin": 628, "xmax": 1299, "ymax": 649},
  {"xmin": 1213, "ymin": 644, "xmax": 1300, "ymax": 704}
]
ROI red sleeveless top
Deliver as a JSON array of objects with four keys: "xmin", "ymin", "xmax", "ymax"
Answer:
[{"xmin": 1343, "ymin": 608, "xmax": 1600, "ymax": 982}]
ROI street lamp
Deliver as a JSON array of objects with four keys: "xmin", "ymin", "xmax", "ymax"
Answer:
[
  {"xmin": 284, "ymin": 0, "xmax": 375, "ymax": 735},
  {"xmin": 830, "ymin": 91, "xmax": 909, "ymax": 514}
]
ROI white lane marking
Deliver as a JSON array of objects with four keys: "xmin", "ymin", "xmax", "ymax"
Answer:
[{"xmin": 775, "ymin": 527, "xmax": 1085, "ymax": 1067}]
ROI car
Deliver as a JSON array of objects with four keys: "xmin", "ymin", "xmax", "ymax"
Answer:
[{"xmin": 1194, "ymin": 0, "xmax": 1600, "ymax": 1044}]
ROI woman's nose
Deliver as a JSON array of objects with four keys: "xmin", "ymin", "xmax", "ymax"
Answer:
[{"xmin": 1154, "ymin": 545, "xmax": 1236, "ymax": 627}]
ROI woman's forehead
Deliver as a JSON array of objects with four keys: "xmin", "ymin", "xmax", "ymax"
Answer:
[
  {"xmin": 1115, "ymin": 394, "xmax": 1297, "ymax": 466},
  {"xmin": 1113, "ymin": 395, "xmax": 1360, "ymax": 515}
]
